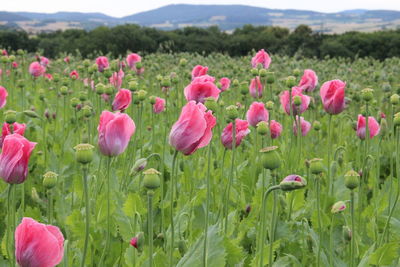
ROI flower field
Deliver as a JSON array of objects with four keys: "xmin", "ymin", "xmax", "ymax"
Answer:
[{"xmin": 0, "ymin": 49, "xmax": 399, "ymax": 266}]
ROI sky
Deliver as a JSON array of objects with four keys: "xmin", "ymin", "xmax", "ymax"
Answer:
[{"xmin": 2, "ymin": 0, "xmax": 400, "ymax": 17}]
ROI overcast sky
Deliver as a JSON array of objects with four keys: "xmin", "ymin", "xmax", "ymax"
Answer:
[{"xmin": 2, "ymin": 0, "xmax": 400, "ymax": 17}]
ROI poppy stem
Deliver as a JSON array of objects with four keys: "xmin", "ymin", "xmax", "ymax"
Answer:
[
  {"xmin": 224, "ymin": 120, "xmax": 236, "ymax": 234},
  {"xmin": 350, "ymin": 190, "xmax": 355, "ymax": 267},
  {"xmin": 328, "ymin": 114, "xmax": 333, "ymax": 195},
  {"xmin": 99, "ymin": 156, "xmax": 111, "ymax": 266},
  {"xmin": 203, "ymin": 141, "xmax": 212, "ymax": 267},
  {"xmin": 329, "ymin": 214, "xmax": 335, "ymax": 267},
  {"xmin": 259, "ymin": 184, "xmax": 281, "ymax": 267},
  {"xmin": 7, "ymin": 184, "xmax": 15, "ymax": 266},
  {"xmin": 148, "ymin": 190, "xmax": 154, "ymax": 267},
  {"xmin": 316, "ymin": 175, "xmax": 322, "ymax": 267},
  {"xmin": 169, "ymin": 150, "xmax": 179, "ymax": 266},
  {"xmin": 268, "ymin": 172, "xmax": 278, "ymax": 267},
  {"xmin": 81, "ymin": 166, "xmax": 90, "ymax": 267}
]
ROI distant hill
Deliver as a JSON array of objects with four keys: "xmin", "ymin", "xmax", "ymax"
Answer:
[{"xmin": 1, "ymin": 4, "xmax": 400, "ymax": 33}]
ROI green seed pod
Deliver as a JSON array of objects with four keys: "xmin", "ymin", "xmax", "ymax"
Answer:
[
  {"xmin": 143, "ymin": 168, "xmax": 161, "ymax": 190},
  {"xmin": 179, "ymin": 58, "xmax": 187, "ymax": 67},
  {"xmin": 136, "ymin": 90, "xmax": 147, "ymax": 101},
  {"xmin": 149, "ymin": 96, "xmax": 156, "ymax": 105},
  {"xmin": 380, "ymin": 118, "xmax": 388, "ymax": 136},
  {"xmin": 394, "ymin": 113, "xmax": 400, "ymax": 127},
  {"xmin": 17, "ymin": 49, "xmax": 24, "ymax": 55},
  {"xmin": 265, "ymin": 101, "xmax": 274, "ymax": 110},
  {"xmin": 390, "ymin": 94, "xmax": 400, "ymax": 105},
  {"xmin": 285, "ymin": 76, "xmax": 296, "ymax": 88},
  {"xmin": 105, "ymin": 85, "xmax": 114, "ymax": 96},
  {"xmin": 226, "ymin": 105, "xmax": 238, "ymax": 120},
  {"xmin": 17, "ymin": 79, "xmax": 25, "ymax": 88},
  {"xmin": 313, "ymin": 121, "xmax": 321, "ymax": 131},
  {"xmin": 128, "ymin": 80, "xmax": 139, "ymax": 92},
  {"xmin": 103, "ymin": 69, "xmax": 112, "ymax": 79},
  {"xmin": 232, "ymin": 79, "xmax": 239, "ymax": 87},
  {"xmin": 240, "ymin": 82, "xmax": 249, "ymax": 95},
  {"xmin": 204, "ymin": 97, "xmax": 218, "ymax": 112},
  {"xmin": 135, "ymin": 62, "xmax": 143, "ymax": 70},
  {"xmin": 250, "ymin": 68, "xmax": 259, "ymax": 77},
  {"xmin": 178, "ymin": 240, "xmax": 187, "ymax": 256},
  {"xmin": 96, "ymin": 83, "xmax": 105, "ymax": 95},
  {"xmin": 4, "ymin": 110, "xmax": 17, "ymax": 124},
  {"xmin": 293, "ymin": 69, "xmax": 301, "ymax": 77},
  {"xmin": 161, "ymin": 76, "xmax": 171, "ymax": 88},
  {"xmin": 260, "ymin": 146, "xmax": 281, "ymax": 170},
  {"xmin": 82, "ymin": 105, "xmax": 92, "ymax": 118},
  {"xmin": 256, "ymin": 121, "xmax": 269, "ymax": 136},
  {"xmin": 310, "ymin": 158, "xmax": 324, "ymax": 175},
  {"xmin": 23, "ymin": 110, "xmax": 40, "ymax": 119},
  {"xmin": 361, "ymin": 88, "xmax": 374, "ymax": 102},
  {"xmin": 266, "ymin": 72, "xmax": 275, "ymax": 84},
  {"xmin": 70, "ymin": 97, "xmax": 80, "ymax": 108},
  {"xmin": 331, "ymin": 201, "xmax": 346, "ymax": 214},
  {"xmin": 259, "ymin": 69, "xmax": 267, "ymax": 78},
  {"xmin": 74, "ymin": 144, "xmax": 94, "ymax": 164},
  {"xmin": 344, "ymin": 170, "xmax": 359, "ymax": 190},
  {"xmin": 79, "ymin": 91, "xmax": 88, "ymax": 102},
  {"xmin": 293, "ymin": 95, "xmax": 302, "ymax": 106},
  {"xmin": 60, "ymin": 86, "xmax": 68, "ymax": 95},
  {"xmin": 43, "ymin": 171, "xmax": 58, "ymax": 189}
]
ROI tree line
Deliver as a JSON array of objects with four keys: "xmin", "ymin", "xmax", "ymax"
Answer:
[{"xmin": 1, "ymin": 24, "xmax": 400, "ymax": 59}]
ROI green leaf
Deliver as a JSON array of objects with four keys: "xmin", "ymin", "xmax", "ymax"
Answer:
[
  {"xmin": 369, "ymin": 242, "xmax": 399, "ymax": 266},
  {"xmin": 176, "ymin": 225, "xmax": 226, "ymax": 267},
  {"xmin": 223, "ymin": 237, "xmax": 245, "ymax": 266},
  {"xmin": 123, "ymin": 193, "xmax": 145, "ymax": 217}
]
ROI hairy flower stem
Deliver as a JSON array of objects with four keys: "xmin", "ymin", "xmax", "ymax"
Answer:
[
  {"xmin": 224, "ymin": 120, "xmax": 236, "ymax": 234},
  {"xmin": 350, "ymin": 190, "xmax": 355, "ymax": 267},
  {"xmin": 327, "ymin": 114, "xmax": 333, "ymax": 195},
  {"xmin": 81, "ymin": 166, "xmax": 90, "ymax": 267},
  {"xmin": 316, "ymin": 176, "xmax": 322, "ymax": 267},
  {"xmin": 148, "ymin": 191, "xmax": 154, "ymax": 267},
  {"xmin": 259, "ymin": 184, "xmax": 281, "ymax": 267},
  {"xmin": 169, "ymin": 150, "xmax": 179, "ymax": 266},
  {"xmin": 99, "ymin": 157, "xmax": 111, "ymax": 266},
  {"xmin": 329, "ymin": 214, "xmax": 335, "ymax": 267},
  {"xmin": 203, "ymin": 142, "xmax": 212, "ymax": 267}
]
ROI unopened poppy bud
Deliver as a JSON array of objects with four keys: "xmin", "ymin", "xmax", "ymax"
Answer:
[
  {"xmin": 136, "ymin": 90, "xmax": 147, "ymax": 101},
  {"xmin": 128, "ymin": 80, "xmax": 139, "ymax": 92},
  {"xmin": 260, "ymin": 146, "xmax": 281, "ymax": 170},
  {"xmin": 265, "ymin": 101, "xmax": 274, "ymax": 110},
  {"xmin": 82, "ymin": 105, "xmax": 92, "ymax": 118},
  {"xmin": 293, "ymin": 69, "xmax": 301, "ymax": 77},
  {"xmin": 130, "ymin": 158, "xmax": 148, "ymax": 176},
  {"xmin": 178, "ymin": 240, "xmax": 187, "ymax": 256},
  {"xmin": 286, "ymin": 76, "xmax": 296, "ymax": 88},
  {"xmin": 361, "ymin": 88, "xmax": 374, "ymax": 102},
  {"xmin": 96, "ymin": 83, "xmax": 105, "ymax": 95},
  {"xmin": 143, "ymin": 168, "xmax": 161, "ymax": 190},
  {"xmin": 251, "ymin": 68, "xmax": 259, "ymax": 77},
  {"xmin": 313, "ymin": 121, "xmax": 321, "ymax": 131},
  {"xmin": 245, "ymin": 204, "xmax": 251, "ymax": 214},
  {"xmin": 331, "ymin": 201, "xmax": 346, "ymax": 214},
  {"xmin": 23, "ymin": 110, "xmax": 40, "ymax": 119},
  {"xmin": 44, "ymin": 109, "xmax": 50, "ymax": 120},
  {"xmin": 43, "ymin": 171, "xmax": 58, "ymax": 189},
  {"xmin": 31, "ymin": 187, "xmax": 41, "ymax": 203},
  {"xmin": 226, "ymin": 105, "xmax": 238, "ymax": 120},
  {"xmin": 390, "ymin": 94, "xmax": 400, "ymax": 105},
  {"xmin": 204, "ymin": 97, "xmax": 218, "ymax": 112},
  {"xmin": 259, "ymin": 69, "xmax": 267, "ymax": 77},
  {"xmin": 344, "ymin": 170, "xmax": 359, "ymax": 190},
  {"xmin": 179, "ymin": 58, "xmax": 187, "ymax": 66},
  {"xmin": 4, "ymin": 110, "xmax": 17, "ymax": 124},
  {"xmin": 130, "ymin": 232, "xmax": 144, "ymax": 251},
  {"xmin": 394, "ymin": 113, "xmax": 400, "ymax": 127},
  {"xmin": 380, "ymin": 118, "xmax": 388, "ymax": 136},
  {"xmin": 257, "ymin": 121, "xmax": 269, "ymax": 135},
  {"xmin": 279, "ymin": 175, "xmax": 307, "ymax": 191},
  {"xmin": 74, "ymin": 144, "xmax": 94, "ymax": 164},
  {"xmin": 293, "ymin": 95, "xmax": 302, "ymax": 106},
  {"xmin": 60, "ymin": 86, "xmax": 68, "ymax": 95},
  {"xmin": 310, "ymin": 158, "xmax": 324, "ymax": 175},
  {"xmin": 343, "ymin": 226, "xmax": 352, "ymax": 242},
  {"xmin": 38, "ymin": 89, "xmax": 45, "ymax": 101}
]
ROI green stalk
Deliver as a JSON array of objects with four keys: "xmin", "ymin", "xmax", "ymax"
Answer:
[
  {"xmin": 7, "ymin": 184, "xmax": 15, "ymax": 266},
  {"xmin": 316, "ymin": 176, "xmax": 322, "ymax": 267},
  {"xmin": 81, "ymin": 166, "xmax": 90, "ymax": 267},
  {"xmin": 224, "ymin": 120, "xmax": 236, "ymax": 234},
  {"xmin": 269, "ymin": 173, "xmax": 278, "ymax": 267},
  {"xmin": 350, "ymin": 190, "xmax": 355, "ymax": 267},
  {"xmin": 327, "ymin": 114, "xmax": 333, "ymax": 195},
  {"xmin": 99, "ymin": 157, "xmax": 111, "ymax": 266},
  {"xmin": 259, "ymin": 184, "xmax": 281, "ymax": 267},
  {"xmin": 169, "ymin": 150, "xmax": 179, "ymax": 266},
  {"xmin": 329, "ymin": 214, "xmax": 335, "ymax": 267},
  {"xmin": 148, "ymin": 191, "xmax": 154, "ymax": 267},
  {"xmin": 203, "ymin": 142, "xmax": 212, "ymax": 267}
]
